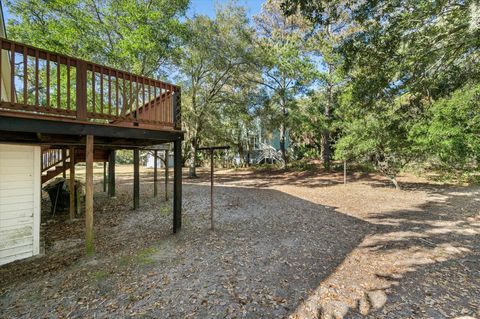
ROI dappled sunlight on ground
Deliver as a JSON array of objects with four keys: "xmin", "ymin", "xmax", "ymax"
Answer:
[
  {"xmin": 1, "ymin": 167, "xmax": 478, "ymax": 318},
  {"xmin": 280, "ymin": 181, "xmax": 480, "ymax": 318}
]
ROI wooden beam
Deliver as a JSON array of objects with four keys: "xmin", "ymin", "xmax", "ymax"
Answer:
[
  {"xmin": 69, "ymin": 146, "xmax": 75, "ymax": 220},
  {"xmin": 173, "ymin": 140, "xmax": 182, "ymax": 233},
  {"xmin": 85, "ymin": 135, "xmax": 94, "ymax": 255},
  {"xmin": 153, "ymin": 150, "xmax": 158, "ymax": 197},
  {"xmin": 0, "ymin": 115, "xmax": 184, "ymax": 142},
  {"xmin": 164, "ymin": 149, "xmax": 169, "ymax": 202},
  {"xmin": 133, "ymin": 149, "xmax": 140, "ymax": 210},
  {"xmin": 103, "ymin": 161, "xmax": 107, "ymax": 192},
  {"xmin": 108, "ymin": 150, "xmax": 116, "ymax": 197}
]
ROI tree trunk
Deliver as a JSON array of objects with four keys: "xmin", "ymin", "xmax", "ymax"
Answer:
[
  {"xmin": 321, "ymin": 128, "xmax": 331, "ymax": 170},
  {"xmin": 188, "ymin": 137, "xmax": 197, "ymax": 178},
  {"xmin": 238, "ymin": 145, "xmax": 245, "ymax": 168},
  {"xmin": 280, "ymin": 122, "xmax": 287, "ymax": 168},
  {"xmin": 323, "ymin": 63, "xmax": 334, "ymax": 170},
  {"xmin": 246, "ymin": 142, "xmax": 252, "ymax": 167}
]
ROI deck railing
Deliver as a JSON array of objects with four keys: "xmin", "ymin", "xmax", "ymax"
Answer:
[{"xmin": 0, "ymin": 38, "xmax": 181, "ymax": 130}]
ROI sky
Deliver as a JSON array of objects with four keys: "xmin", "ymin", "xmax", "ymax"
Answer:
[
  {"xmin": 1, "ymin": 0, "xmax": 265, "ymax": 23},
  {"xmin": 188, "ymin": 0, "xmax": 264, "ymax": 18}
]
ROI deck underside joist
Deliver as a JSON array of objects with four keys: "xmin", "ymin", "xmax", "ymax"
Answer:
[{"xmin": 0, "ymin": 115, "xmax": 183, "ymax": 147}]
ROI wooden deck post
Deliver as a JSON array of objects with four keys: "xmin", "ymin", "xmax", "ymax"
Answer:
[
  {"xmin": 103, "ymin": 162, "xmax": 107, "ymax": 192},
  {"xmin": 153, "ymin": 150, "xmax": 158, "ymax": 197},
  {"xmin": 69, "ymin": 146, "xmax": 75, "ymax": 220},
  {"xmin": 108, "ymin": 150, "xmax": 116, "ymax": 197},
  {"xmin": 76, "ymin": 61, "xmax": 88, "ymax": 121},
  {"xmin": 165, "ymin": 149, "xmax": 169, "ymax": 201},
  {"xmin": 85, "ymin": 135, "xmax": 94, "ymax": 255},
  {"xmin": 62, "ymin": 149, "xmax": 67, "ymax": 178},
  {"xmin": 133, "ymin": 149, "xmax": 140, "ymax": 210},
  {"xmin": 173, "ymin": 140, "xmax": 182, "ymax": 233}
]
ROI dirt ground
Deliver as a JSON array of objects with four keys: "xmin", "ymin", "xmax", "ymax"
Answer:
[{"xmin": 1, "ymin": 166, "xmax": 479, "ymax": 319}]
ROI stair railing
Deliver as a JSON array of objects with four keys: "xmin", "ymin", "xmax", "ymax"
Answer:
[{"xmin": 42, "ymin": 148, "xmax": 69, "ymax": 172}]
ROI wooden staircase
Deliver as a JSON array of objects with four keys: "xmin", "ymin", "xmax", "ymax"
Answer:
[{"xmin": 41, "ymin": 148, "xmax": 110, "ymax": 184}]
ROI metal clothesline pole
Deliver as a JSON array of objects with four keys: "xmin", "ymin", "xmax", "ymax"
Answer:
[{"xmin": 198, "ymin": 146, "xmax": 230, "ymax": 230}]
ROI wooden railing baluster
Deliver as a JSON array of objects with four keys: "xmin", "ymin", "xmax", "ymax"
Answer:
[
  {"xmin": 0, "ymin": 38, "xmax": 178, "ymax": 128},
  {"xmin": 10, "ymin": 42, "xmax": 15, "ymax": 104},
  {"xmin": 100, "ymin": 66, "xmax": 104, "ymax": 115},
  {"xmin": 115, "ymin": 70, "xmax": 119, "ymax": 117},
  {"xmin": 108, "ymin": 70, "xmax": 111, "ymax": 115},
  {"xmin": 57, "ymin": 55, "xmax": 61, "ymax": 109},
  {"xmin": 23, "ymin": 46, "xmax": 28, "ymax": 105},
  {"xmin": 46, "ymin": 53, "xmax": 50, "ymax": 107},
  {"xmin": 67, "ymin": 58, "xmax": 71, "ymax": 110},
  {"xmin": 142, "ymin": 78, "xmax": 145, "ymax": 117},
  {"xmin": 129, "ymin": 74, "xmax": 133, "ymax": 119},
  {"xmin": 135, "ymin": 75, "xmax": 139, "ymax": 120},
  {"xmin": 122, "ymin": 73, "xmax": 126, "ymax": 117},
  {"xmin": 92, "ymin": 65, "xmax": 96, "ymax": 114},
  {"xmin": 35, "ymin": 49, "xmax": 39, "ymax": 107}
]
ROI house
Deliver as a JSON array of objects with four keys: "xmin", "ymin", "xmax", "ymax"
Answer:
[
  {"xmin": 249, "ymin": 118, "xmax": 289, "ymax": 165},
  {"xmin": 145, "ymin": 144, "xmax": 174, "ymax": 169},
  {"xmin": 0, "ymin": 25, "xmax": 183, "ymax": 264}
]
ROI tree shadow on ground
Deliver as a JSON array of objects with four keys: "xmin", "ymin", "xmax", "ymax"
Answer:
[
  {"xmin": 188, "ymin": 168, "xmax": 386, "ymax": 189},
  {"xmin": 289, "ymin": 185, "xmax": 479, "ymax": 318},
  {"xmin": 1, "ymin": 177, "xmax": 478, "ymax": 319},
  {"xmin": 1, "ymin": 181, "xmax": 374, "ymax": 318}
]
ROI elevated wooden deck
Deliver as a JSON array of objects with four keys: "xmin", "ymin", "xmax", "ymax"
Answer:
[
  {"xmin": 0, "ymin": 38, "xmax": 183, "ymax": 241},
  {"xmin": 0, "ymin": 37, "xmax": 182, "ymax": 146}
]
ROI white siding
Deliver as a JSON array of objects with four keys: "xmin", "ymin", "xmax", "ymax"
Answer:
[{"xmin": 0, "ymin": 144, "xmax": 41, "ymax": 265}]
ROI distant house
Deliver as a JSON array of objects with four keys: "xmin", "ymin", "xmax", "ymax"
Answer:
[
  {"xmin": 145, "ymin": 145, "xmax": 174, "ymax": 168},
  {"xmin": 249, "ymin": 118, "xmax": 289, "ymax": 165}
]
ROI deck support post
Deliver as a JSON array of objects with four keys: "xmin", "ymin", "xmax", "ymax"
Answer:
[
  {"xmin": 173, "ymin": 140, "xmax": 182, "ymax": 233},
  {"xmin": 108, "ymin": 150, "xmax": 116, "ymax": 197},
  {"xmin": 165, "ymin": 149, "xmax": 169, "ymax": 201},
  {"xmin": 153, "ymin": 150, "xmax": 158, "ymax": 197},
  {"xmin": 103, "ymin": 162, "xmax": 107, "ymax": 192},
  {"xmin": 209, "ymin": 149, "xmax": 214, "ymax": 230},
  {"xmin": 62, "ymin": 149, "xmax": 67, "ymax": 178},
  {"xmin": 85, "ymin": 135, "xmax": 94, "ymax": 255},
  {"xmin": 133, "ymin": 149, "xmax": 140, "ymax": 210},
  {"xmin": 69, "ymin": 146, "xmax": 75, "ymax": 220}
]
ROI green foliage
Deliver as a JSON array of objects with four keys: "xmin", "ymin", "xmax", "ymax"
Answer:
[
  {"xmin": 116, "ymin": 150, "xmax": 134, "ymax": 164},
  {"xmin": 7, "ymin": 0, "xmax": 480, "ymax": 186},
  {"xmin": 334, "ymin": 93, "xmax": 415, "ymax": 188},
  {"xmin": 7, "ymin": 0, "xmax": 188, "ymax": 75},
  {"xmin": 412, "ymin": 83, "xmax": 480, "ymax": 171},
  {"xmin": 178, "ymin": 3, "xmax": 254, "ymax": 175},
  {"xmin": 282, "ymin": 0, "xmax": 480, "ymax": 185},
  {"xmin": 252, "ymin": 0, "xmax": 316, "ymax": 165}
]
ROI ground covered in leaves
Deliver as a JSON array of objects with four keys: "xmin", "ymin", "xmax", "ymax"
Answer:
[{"xmin": 1, "ymin": 166, "xmax": 479, "ymax": 318}]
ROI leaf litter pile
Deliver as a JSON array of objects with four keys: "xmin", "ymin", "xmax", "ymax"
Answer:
[{"xmin": 1, "ymin": 167, "xmax": 479, "ymax": 318}]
